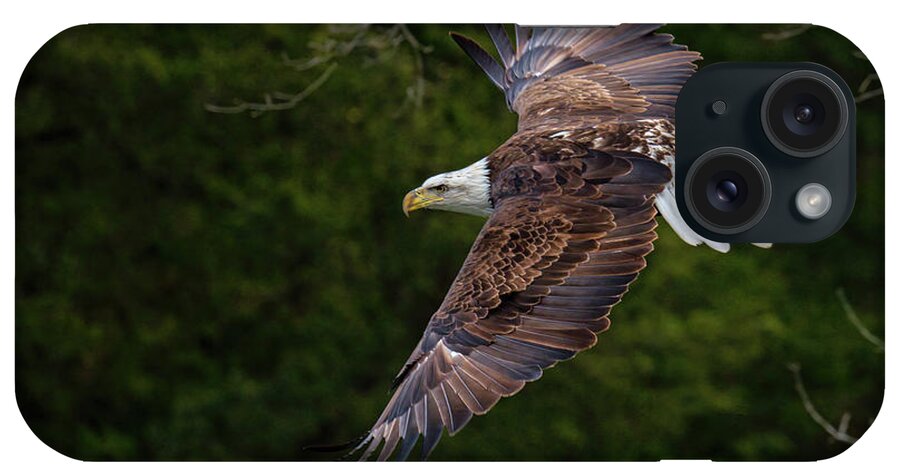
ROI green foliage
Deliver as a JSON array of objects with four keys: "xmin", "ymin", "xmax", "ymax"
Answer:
[{"xmin": 16, "ymin": 24, "xmax": 883, "ymax": 461}]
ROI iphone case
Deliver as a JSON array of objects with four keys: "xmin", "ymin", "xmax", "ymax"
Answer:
[{"xmin": 15, "ymin": 24, "xmax": 884, "ymax": 461}]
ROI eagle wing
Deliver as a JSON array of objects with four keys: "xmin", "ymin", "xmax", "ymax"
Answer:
[
  {"xmin": 452, "ymin": 24, "xmax": 700, "ymax": 132},
  {"xmin": 351, "ymin": 144, "xmax": 670, "ymax": 460},
  {"xmin": 341, "ymin": 25, "xmax": 699, "ymax": 461}
]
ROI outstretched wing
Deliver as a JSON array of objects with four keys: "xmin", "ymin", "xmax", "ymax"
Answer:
[
  {"xmin": 453, "ymin": 25, "xmax": 743, "ymax": 252},
  {"xmin": 452, "ymin": 24, "xmax": 701, "ymax": 132},
  {"xmin": 351, "ymin": 141, "xmax": 670, "ymax": 460}
]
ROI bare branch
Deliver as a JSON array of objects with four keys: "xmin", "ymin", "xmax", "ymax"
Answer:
[
  {"xmin": 282, "ymin": 25, "xmax": 370, "ymax": 71},
  {"xmin": 856, "ymin": 87, "xmax": 884, "ymax": 104},
  {"xmin": 204, "ymin": 63, "xmax": 338, "ymax": 117},
  {"xmin": 786, "ymin": 289, "xmax": 881, "ymax": 445},
  {"xmin": 838, "ymin": 412, "xmax": 852, "ymax": 436},
  {"xmin": 857, "ymin": 73, "xmax": 877, "ymax": 94},
  {"xmin": 762, "ymin": 24, "xmax": 812, "ymax": 41},
  {"xmin": 787, "ymin": 363, "xmax": 859, "ymax": 444},
  {"xmin": 393, "ymin": 24, "xmax": 432, "ymax": 114},
  {"xmin": 206, "ymin": 24, "xmax": 431, "ymax": 117},
  {"xmin": 836, "ymin": 288, "xmax": 884, "ymax": 351},
  {"xmin": 854, "ymin": 69, "xmax": 883, "ymax": 104}
]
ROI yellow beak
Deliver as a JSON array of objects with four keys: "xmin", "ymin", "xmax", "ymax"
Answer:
[{"xmin": 402, "ymin": 187, "xmax": 444, "ymax": 216}]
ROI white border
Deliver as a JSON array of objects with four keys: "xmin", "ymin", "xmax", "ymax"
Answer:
[{"xmin": 2, "ymin": 1, "xmax": 892, "ymax": 474}]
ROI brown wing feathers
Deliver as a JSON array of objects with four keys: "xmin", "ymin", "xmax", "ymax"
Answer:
[
  {"xmin": 347, "ymin": 145, "xmax": 670, "ymax": 460},
  {"xmin": 486, "ymin": 24, "xmax": 515, "ymax": 68},
  {"xmin": 451, "ymin": 24, "xmax": 700, "ymax": 126},
  {"xmin": 450, "ymin": 32, "xmax": 505, "ymax": 91}
]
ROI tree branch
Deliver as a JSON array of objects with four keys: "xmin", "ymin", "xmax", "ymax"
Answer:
[
  {"xmin": 786, "ymin": 289, "xmax": 882, "ymax": 445},
  {"xmin": 787, "ymin": 363, "xmax": 859, "ymax": 444},
  {"xmin": 856, "ymin": 88, "xmax": 883, "ymax": 104},
  {"xmin": 204, "ymin": 63, "xmax": 337, "ymax": 117},
  {"xmin": 205, "ymin": 24, "xmax": 431, "ymax": 117},
  {"xmin": 836, "ymin": 288, "xmax": 884, "ymax": 351},
  {"xmin": 761, "ymin": 25, "xmax": 812, "ymax": 41}
]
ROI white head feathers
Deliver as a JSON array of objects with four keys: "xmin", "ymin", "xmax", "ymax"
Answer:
[{"xmin": 419, "ymin": 157, "xmax": 493, "ymax": 217}]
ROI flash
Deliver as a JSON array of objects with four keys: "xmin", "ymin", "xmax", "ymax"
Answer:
[{"xmin": 795, "ymin": 183, "xmax": 832, "ymax": 220}]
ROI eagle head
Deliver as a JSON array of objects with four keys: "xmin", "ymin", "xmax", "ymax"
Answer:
[{"xmin": 402, "ymin": 158, "xmax": 493, "ymax": 217}]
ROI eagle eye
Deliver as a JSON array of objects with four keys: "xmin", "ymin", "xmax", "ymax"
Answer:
[{"xmin": 431, "ymin": 184, "xmax": 449, "ymax": 193}]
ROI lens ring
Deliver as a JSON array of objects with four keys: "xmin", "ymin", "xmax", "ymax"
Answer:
[
  {"xmin": 761, "ymin": 70, "xmax": 849, "ymax": 158},
  {"xmin": 684, "ymin": 147, "xmax": 772, "ymax": 235}
]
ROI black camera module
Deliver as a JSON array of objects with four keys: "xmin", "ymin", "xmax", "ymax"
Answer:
[
  {"xmin": 676, "ymin": 63, "xmax": 856, "ymax": 243},
  {"xmin": 761, "ymin": 70, "xmax": 849, "ymax": 158},
  {"xmin": 684, "ymin": 147, "xmax": 772, "ymax": 234}
]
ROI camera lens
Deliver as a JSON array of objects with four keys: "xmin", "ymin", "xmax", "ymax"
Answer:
[
  {"xmin": 761, "ymin": 70, "xmax": 849, "ymax": 158},
  {"xmin": 794, "ymin": 104, "xmax": 815, "ymax": 124},
  {"xmin": 684, "ymin": 147, "xmax": 772, "ymax": 234},
  {"xmin": 707, "ymin": 174, "xmax": 747, "ymax": 212},
  {"xmin": 716, "ymin": 180, "xmax": 739, "ymax": 203}
]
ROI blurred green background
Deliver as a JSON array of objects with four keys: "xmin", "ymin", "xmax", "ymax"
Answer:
[{"xmin": 15, "ymin": 24, "xmax": 884, "ymax": 461}]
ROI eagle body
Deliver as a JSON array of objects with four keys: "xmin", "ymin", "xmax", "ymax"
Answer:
[{"xmin": 339, "ymin": 24, "xmax": 725, "ymax": 461}]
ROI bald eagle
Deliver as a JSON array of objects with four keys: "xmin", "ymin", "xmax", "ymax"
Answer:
[{"xmin": 336, "ymin": 24, "xmax": 740, "ymax": 461}]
